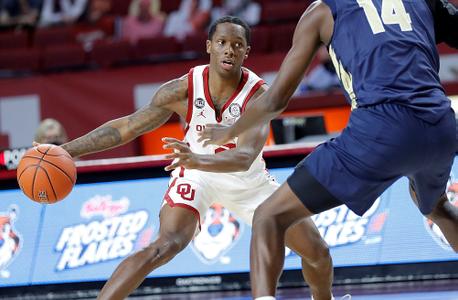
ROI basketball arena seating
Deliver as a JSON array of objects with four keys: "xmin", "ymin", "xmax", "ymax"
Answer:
[{"xmin": 0, "ymin": 0, "xmax": 312, "ymax": 75}]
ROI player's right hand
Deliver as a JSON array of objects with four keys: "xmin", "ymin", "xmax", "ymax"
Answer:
[
  {"xmin": 162, "ymin": 137, "xmax": 201, "ymax": 171},
  {"xmin": 197, "ymin": 124, "xmax": 234, "ymax": 147}
]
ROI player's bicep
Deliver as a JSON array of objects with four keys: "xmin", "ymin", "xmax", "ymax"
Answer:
[
  {"xmin": 126, "ymin": 77, "xmax": 187, "ymax": 136},
  {"xmin": 268, "ymin": 2, "xmax": 331, "ymax": 106}
]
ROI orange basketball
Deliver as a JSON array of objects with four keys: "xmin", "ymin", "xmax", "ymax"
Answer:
[{"xmin": 16, "ymin": 144, "xmax": 76, "ymax": 204}]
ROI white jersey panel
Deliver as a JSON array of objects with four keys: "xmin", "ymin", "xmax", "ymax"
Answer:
[{"xmin": 172, "ymin": 64, "xmax": 266, "ymax": 179}]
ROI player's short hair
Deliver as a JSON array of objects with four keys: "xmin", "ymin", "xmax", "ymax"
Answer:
[{"xmin": 208, "ymin": 16, "xmax": 251, "ymax": 45}]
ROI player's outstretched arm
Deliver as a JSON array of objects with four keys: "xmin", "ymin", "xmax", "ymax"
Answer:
[
  {"xmin": 61, "ymin": 77, "xmax": 187, "ymax": 158},
  {"xmin": 164, "ymin": 86, "xmax": 270, "ymax": 173},
  {"xmin": 199, "ymin": 1, "xmax": 333, "ymax": 146}
]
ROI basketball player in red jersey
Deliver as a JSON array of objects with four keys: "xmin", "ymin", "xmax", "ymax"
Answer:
[{"xmin": 54, "ymin": 16, "xmax": 334, "ymax": 300}]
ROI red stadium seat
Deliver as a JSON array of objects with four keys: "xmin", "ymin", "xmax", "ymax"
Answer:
[
  {"xmin": 256, "ymin": 0, "xmax": 309, "ymax": 6},
  {"xmin": 91, "ymin": 40, "xmax": 132, "ymax": 67},
  {"xmin": 0, "ymin": 30, "xmax": 29, "ymax": 50},
  {"xmin": 134, "ymin": 36, "xmax": 181, "ymax": 60},
  {"xmin": 41, "ymin": 44, "xmax": 87, "ymax": 70},
  {"xmin": 270, "ymin": 23, "xmax": 296, "ymax": 52},
  {"xmin": 110, "ymin": 0, "xmax": 130, "ymax": 15},
  {"xmin": 161, "ymin": 0, "xmax": 182, "ymax": 14},
  {"xmin": 260, "ymin": 2, "xmax": 308, "ymax": 24},
  {"xmin": 33, "ymin": 26, "xmax": 76, "ymax": 48},
  {"xmin": 0, "ymin": 134, "xmax": 9, "ymax": 150},
  {"xmin": 437, "ymin": 43, "xmax": 458, "ymax": 55},
  {"xmin": 182, "ymin": 32, "xmax": 208, "ymax": 56},
  {"xmin": 250, "ymin": 26, "xmax": 271, "ymax": 54},
  {"xmin": 0, "ymin": 48, "xmax": 40, "ymax": 71}
]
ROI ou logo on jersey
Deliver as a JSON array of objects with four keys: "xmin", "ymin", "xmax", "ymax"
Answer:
[{"xmin": 177, "ymin": 184, "xmax": 195, "ymax": 201}]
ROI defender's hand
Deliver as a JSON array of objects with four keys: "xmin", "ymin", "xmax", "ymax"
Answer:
[
  {"xmin": 197, "ymin": 124, "xmax": 234, "ymax": 147},
  {"xmin": 162, "ymin": 137, "xmax": 200, "ymax": 171}
]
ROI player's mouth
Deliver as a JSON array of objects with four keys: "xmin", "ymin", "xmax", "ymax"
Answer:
[{"xmin": 221, "ymin": 59, "xmax": 235, "ymax": 70}]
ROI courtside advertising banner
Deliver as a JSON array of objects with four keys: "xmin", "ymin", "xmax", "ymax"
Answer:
[
  {"xmin": 0, "ymin": 190, "xmax": 42, "ymax": 287},
  {"xmin": 0, "ymin": 161, "xmax": 457, "ymax": 286}
]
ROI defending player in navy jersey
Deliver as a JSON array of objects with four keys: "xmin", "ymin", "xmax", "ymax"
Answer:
[
  {"xmin": 198, "ymin": 1, "xmax": 458, "ymax": 299},
  {"xmin": 38, "ymin": 16, "xmax": 335, "ymax": 300}
]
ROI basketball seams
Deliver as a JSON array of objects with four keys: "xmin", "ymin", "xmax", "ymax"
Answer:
[
  {"xmin": 17, "ymin": 164, "xmax": 41, "ymax": 181},
  {"xmin": 36, "ymin": 146, "xmax": 72, "ymax": 159},
  {"xmin": 41, "ymin": 159, "xmax": 76, "ymax": 184},
  {"xmin": 31, "ymin": 164, "xmax": 40, "ymax": 202},
  {"xmin": 17, "ymin": 144, "xmax": 76, "ymax": 204},
  {"xmin": 39, "ymin": 166, "xmax": 58, "ymax": 202},
  {"xmin": 30, "ymin": 146, "xmax": 49, "ymax": 202}
]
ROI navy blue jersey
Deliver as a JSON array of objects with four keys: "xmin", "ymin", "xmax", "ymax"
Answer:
[{"xmin": 322, "ymin": 0, "xmax": 451, "ymax": 123}]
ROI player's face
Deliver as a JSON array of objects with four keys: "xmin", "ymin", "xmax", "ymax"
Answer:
[{"xmin": 206, "ymin": 22, "xmax": 250, "ymax": 77}]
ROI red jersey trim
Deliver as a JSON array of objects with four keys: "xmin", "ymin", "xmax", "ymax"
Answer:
[
  {"xmin": 220, "ymin": 69, "xmax": 249, "ymax": 115},
  {"xmin": 185, "ymin": 68, "xmax": 195, "ymax": 132},
  {"xmin": 242, "ymin": 79, "xmax": 265, "ymax": 112},
  {"xmin": 202, "ymin": 66, "xmax": 214, "ymax": 111},
  {"xmin": 164, "ymin": 193, "xmax": 201, "ymax": 230},
  {"xmin": 202, "ymin": 66, "xmax": 250, "ymax": 122},
  {"xmin": 164, "ymin": 177, "xmax": 178, "ymax": 196}
]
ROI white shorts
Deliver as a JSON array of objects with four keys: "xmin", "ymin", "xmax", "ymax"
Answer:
[{"xmin": 163, "ymin": 170, "xmax": 279, "ymax": 228}]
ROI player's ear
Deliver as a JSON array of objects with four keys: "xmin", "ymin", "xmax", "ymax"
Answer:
[
  {"xmin": 206, "ymin": 40, "xmax": 211, "ymax": 54},
  {"xmin": 244, "ymin": 46, "xmax": 251, "ymax": 59}
]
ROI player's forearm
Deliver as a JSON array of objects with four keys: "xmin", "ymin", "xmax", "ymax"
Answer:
[
  {"xmin": 61, "ymin": 118, "xmax": 132, "ymax": 158},
  {"xmin": 195, "ymin": 151, "xmax": 254, "ymax": 173},
  {"xmin": 229, "ymin": 91, "xmax": 285, "ymax": 139}
]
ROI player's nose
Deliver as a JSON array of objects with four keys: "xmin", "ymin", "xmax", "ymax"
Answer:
[{"xmin": 224, "ymin": 45, "xmax": 235, "ymax": 56}]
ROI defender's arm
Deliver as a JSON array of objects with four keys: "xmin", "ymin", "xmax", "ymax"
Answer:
[{"xmin": 199, "ymin": 1, "xmax": 332, "ymax": 145}]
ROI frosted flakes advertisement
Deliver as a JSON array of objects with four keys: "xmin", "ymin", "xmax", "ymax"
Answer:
[{"xmin": 0, "ymin": 160, "xmax": 457, "ymax": 286}]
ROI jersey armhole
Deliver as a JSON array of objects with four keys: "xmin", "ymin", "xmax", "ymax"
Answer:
[
  {"xmin": 241, "ymin": 80, "xmax": 265, "ymax": 112},
  {"xmin": 321, "ymin": 0, "xmax": 337, "ymax": 48},
  {"xmin": 321, "ymin": 0, "xmax": 337, "ymax": 19},
  {"xmin": 185, "ymin": 68, "xmax": 195, "ymax": 125}
]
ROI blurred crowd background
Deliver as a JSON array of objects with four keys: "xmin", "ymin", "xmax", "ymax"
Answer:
[{"xmin": 0, "ymin": 0, "xmax": 316, "ymax": 75}]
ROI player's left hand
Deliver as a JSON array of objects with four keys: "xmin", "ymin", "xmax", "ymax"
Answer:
[{"xmin": 162, "ymin": 137, "xmax": 200, "ymax": 171}]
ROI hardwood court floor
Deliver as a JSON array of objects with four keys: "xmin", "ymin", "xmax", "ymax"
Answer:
[{"xmin": 128, "ymin": 280, "xmax": 458, "ymax": 300}]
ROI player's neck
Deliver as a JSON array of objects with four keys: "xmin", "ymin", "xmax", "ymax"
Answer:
[{"xmin": 207, "ymin": 67, "xmax": 243, "ymax": 105}]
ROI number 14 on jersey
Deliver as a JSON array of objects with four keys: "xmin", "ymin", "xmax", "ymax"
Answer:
[{"xmin": 357, "ymin": 0, "xmax": 413, "ymax": 34}]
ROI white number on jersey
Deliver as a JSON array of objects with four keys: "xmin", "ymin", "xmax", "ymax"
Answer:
[{"xmin": 357, "ymin": 0, "xmax": 413, "ymax": 34}]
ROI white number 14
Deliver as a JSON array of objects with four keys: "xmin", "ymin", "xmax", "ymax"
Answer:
[{"xmin": 357, "ymin": 0, "xmax": 412, "ymax": 34}]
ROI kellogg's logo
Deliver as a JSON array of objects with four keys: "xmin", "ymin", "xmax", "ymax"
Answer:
[
  {"xmin": 80, "ymin": 195, "xmax": 129, "ymax": 219},
  {"xmin": 0, "ymin": 205, "xmax": 21, "ymax": 278},
  {"xmin": 424, "ymin": 177, "xmax": 458, "ymax": 251},
  {"xmin": 55, "ymin": 195, "xmax": 149, "ymax": 271},
  {"xmin": 192, "ymin": 204, "xmax": 242, "ymax": 264},
  {"xmin": 311, "ymin": 199, "xmax": 384, "ymax": 247}
]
